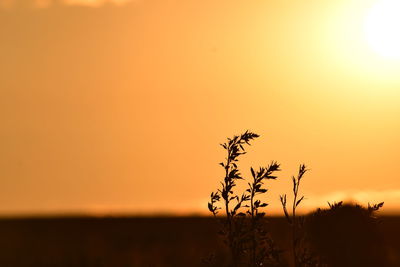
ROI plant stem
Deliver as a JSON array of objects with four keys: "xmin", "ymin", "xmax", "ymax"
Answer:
[
  {"xmin": 292, "ymin": 184, "xmax": 297, "ymax": 267},
  {"xmin": 224, "ymin": 147, "xmax": 236, "ymax": 265},
  {"xmin": 250, "ymin": 184, "xmax": 256, "ymax": 266}
]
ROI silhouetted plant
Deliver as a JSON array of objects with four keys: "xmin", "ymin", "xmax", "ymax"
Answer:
[
  {"xmin": 327, "ymin": 201, "xmax": 343, "ymax": 210},
  {"xmin": 280, "ymin": 165, "xmax": 317, "ymax": 267},
  {"xmin": 207, "ymin": 131, "xmax": 388, "ymax": 267},
  {"xmin": 208, "ymin": 131, "xmax": 281, "ymax": 266},
  {"xmin": 247, "ymin": 163, "xmax": 282, "ymax": 266}
]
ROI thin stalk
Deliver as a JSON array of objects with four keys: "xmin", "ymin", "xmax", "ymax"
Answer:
[
  {"xmin": 250, "ymin": 184, "xmax": 256, "ymax": 267},
  {"xmin": 292, "ymin": 182, "xmax": 298, "ymax": 267}
]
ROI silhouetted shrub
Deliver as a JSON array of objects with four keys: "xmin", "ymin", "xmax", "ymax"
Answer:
[{"xmin": 305, "ymin": 202, "xmax": 386, "ymax": 267}]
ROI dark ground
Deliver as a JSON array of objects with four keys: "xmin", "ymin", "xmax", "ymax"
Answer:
[{"xmin": 0, "ymin": 216, "xmax": 399, "ymax": 267}]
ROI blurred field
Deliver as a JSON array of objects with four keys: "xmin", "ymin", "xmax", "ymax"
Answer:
[{"xmin": 0, "ymin": 216, "xmax": 399, "ymax": 267}]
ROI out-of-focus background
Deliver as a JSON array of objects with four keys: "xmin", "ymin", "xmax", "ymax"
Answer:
[
  {"xmin": 1, "ymin": 0, "xmax": 400, "ymax": 216},
  {"xmin": 0, "ymin": 216, "xmax": 399, "ymax": 266}
]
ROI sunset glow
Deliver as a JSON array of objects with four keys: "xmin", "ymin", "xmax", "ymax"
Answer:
[{"xmin": 1, "ymin": 0, "xmax": 400, "ymax": 217}]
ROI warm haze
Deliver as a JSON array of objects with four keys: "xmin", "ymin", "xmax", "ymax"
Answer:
[{"xmin": 1, "ymin": 0, "xmax": 400, "ymax": 216}]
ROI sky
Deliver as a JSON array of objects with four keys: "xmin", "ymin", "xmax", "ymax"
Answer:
[{"xmin": 1, "ymin": 0, "xmax": 400, "ymax": 216}]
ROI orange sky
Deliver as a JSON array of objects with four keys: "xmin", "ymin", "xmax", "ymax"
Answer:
[{"xmin": 1, "ymin": 0, "xmax": 400, "ymax": 216}]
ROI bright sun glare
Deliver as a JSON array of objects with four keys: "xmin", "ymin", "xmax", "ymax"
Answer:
[{"xmin": 364, "ymin": 0, "xmax": 400, "ymax": 59}]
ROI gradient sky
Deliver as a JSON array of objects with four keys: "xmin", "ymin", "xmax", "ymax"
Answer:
[{"xmin": 1, "ymin": 0, "xmax": 400, "ymax": 216}]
